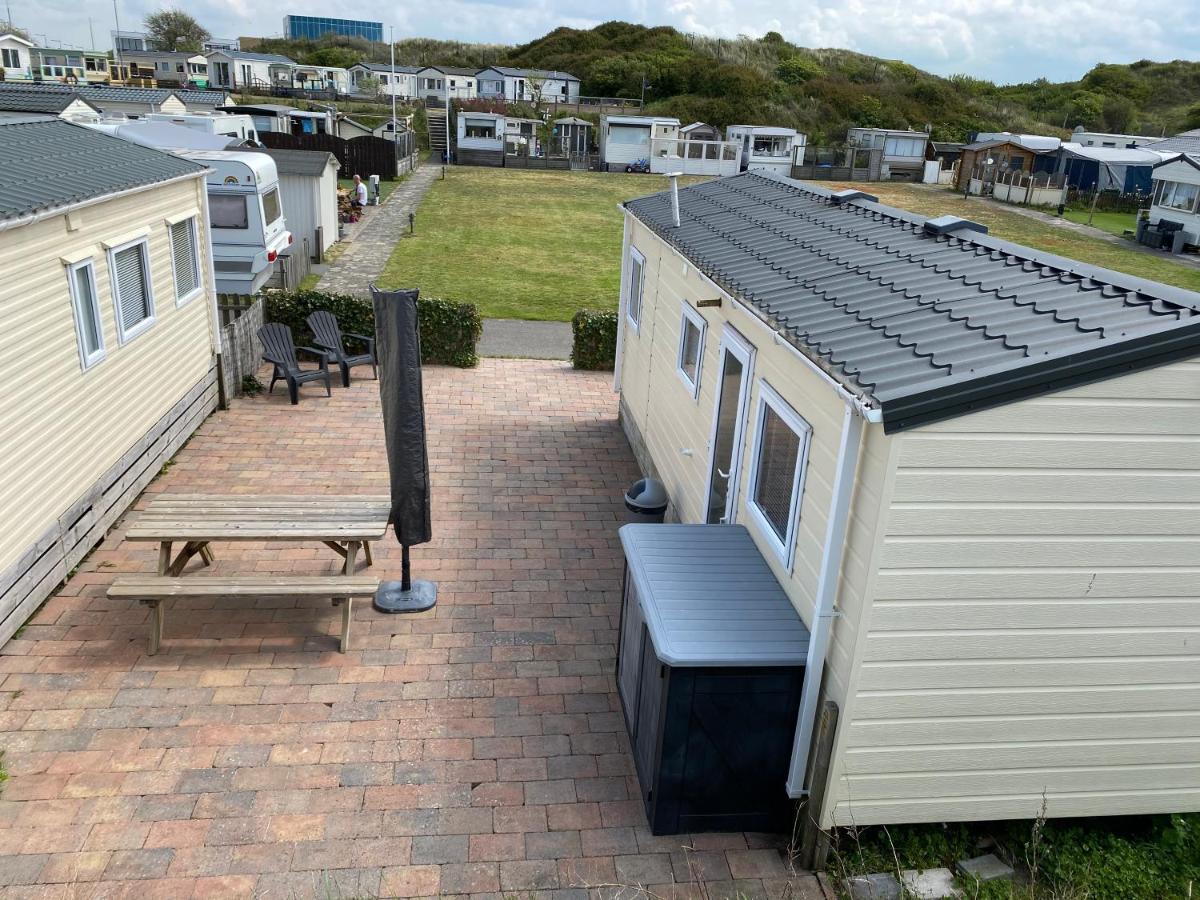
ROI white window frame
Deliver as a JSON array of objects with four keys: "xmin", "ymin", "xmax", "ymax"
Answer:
[
  {"xmin": 169, "ymin": 216, "xmax": 203, "ymax": 306},
  {"xmin": 744, "ymin": 380, "xmax": 813, "ymax": 571},
  {"xmin": 107, "ymin": 236, "xmax": 156, "ymax": 344},
  {"xmin": 675, "ymin": 301, "xmax": 706, "ymax": 399},
  {"xmin": 67, "ymin": 259, "xmax": 106, "ymax": 370},
  {"xmin": 626, "ymin": 246, "xmax": 645, "ymax": 333}
]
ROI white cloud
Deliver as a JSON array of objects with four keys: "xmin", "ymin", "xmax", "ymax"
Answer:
[{"xmin": 18, "ymin": 0, "xmax": 1200, "ymax": 83}]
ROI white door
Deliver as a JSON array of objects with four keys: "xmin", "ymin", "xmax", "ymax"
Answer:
[{"xmin": 704, "ymin": 326, "xmax": 755, "ymax": 524}]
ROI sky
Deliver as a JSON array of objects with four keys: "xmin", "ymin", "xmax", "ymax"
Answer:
[{"xmin": 14, "ymin": 0, "xmax": 1200, "ymax": 84}]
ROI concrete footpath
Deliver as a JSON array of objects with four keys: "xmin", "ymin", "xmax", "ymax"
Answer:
[{"xmin": 479, "ymin": 319, "xmax": 573, "ymax": 360}]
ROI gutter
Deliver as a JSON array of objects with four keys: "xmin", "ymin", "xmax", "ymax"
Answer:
[
  {"xmin": 786, "ymin": 399, "xmax": 864, "ymax": 798},
  {"xmin": 0, "ymin": 169, "xmax": 206, "ymax": 233}
]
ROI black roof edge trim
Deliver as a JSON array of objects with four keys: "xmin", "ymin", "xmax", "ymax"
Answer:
[{"xmin": 880, "ymin": 318, "xmax": 1200, "ymax": 433}]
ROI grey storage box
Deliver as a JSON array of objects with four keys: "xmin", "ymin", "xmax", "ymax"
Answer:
[{"xmin": 617, "ymin": 523, "xmax": 810, "ymax": 835}]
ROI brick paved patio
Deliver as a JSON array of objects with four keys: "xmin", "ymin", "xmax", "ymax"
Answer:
[{"xmin": 0, "ymin": 359, "xmax": 820, "ymax": 899}]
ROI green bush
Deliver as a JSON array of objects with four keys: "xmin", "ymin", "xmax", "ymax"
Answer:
[
  {"xmin": 570, "ymin": 310, "xmax": 618, "ymax": 371},
  {"xmin": 262, "ymin": 289, "xmax": 481, "ymax": 368}
]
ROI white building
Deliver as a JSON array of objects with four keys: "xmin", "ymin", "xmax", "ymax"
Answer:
[
  {"xmin": 616, "ymin": 172, "xmax": 1200, "ymax": 831},
  {"xmin": 205, "ymin": 50, "xmax": 296, "ymax": 92},
  {"xmin": 1148, "ymin": 155, "xmax": 1200, "ymax": 245},
  {"xmin": 456, "ymin": 111, "xmax": 506, "ymax": 166},
  {"xmin": 847, "ymin": 126, "xmax": 930, "ymax": 179},
  {"xmin": 1070, "ymin": 127, "xmax": 1154, "ymax": 149},
  {"xmin": 249, "ymin": 148, "xmax": 340, "ymax": 260},
  {"xmin": 348, "ymin": 62, "xmax": 421, "ymax": 99},
  {"xmin": 0, "ymin": 33, "xmax": 34, "ymax": 81},
  {"xmin": 476, "ymin": 66, "xmax": 580, "ymax": 104},
  {"xmin": 727, "ymin": 125, "xmax": 804, "ymax": 176},
  {"xmin": 599, "ymin": 114, "xmax": 680, "ymax": 172}
]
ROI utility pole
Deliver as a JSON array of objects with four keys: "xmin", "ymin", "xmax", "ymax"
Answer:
[
  {"xmin": 389, "ymin": 25, "xmax": 396, "ymax": 148},
  {"xmin": 640, "ymin": 74, "xmax": 646, "ymax": 107},
  {"xmin": 88, "ymin": 18, "xmax": 95, "ymax": 49},
  {"xmin": 112, "ymin": 0, "xmax": 123, "ymax": 69},
  {"xmin": 444, "ymin": 77, "xmax": 451, "ymax": 163}
]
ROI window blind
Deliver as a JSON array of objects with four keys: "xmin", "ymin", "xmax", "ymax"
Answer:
[
  {"xmin": 171, "ymin": 220, "xmax": 199, "ymax": 298},
  {"xmin": 114, "ymin": 244, "xmax": 151, "ymax": 332},
  {"xmin": 754, "ymin": 406, "xmax": 801, "ymax": 541},
  {"xmin": 73, "ymin": 265, "xmax": 102, "ymax": 356}
]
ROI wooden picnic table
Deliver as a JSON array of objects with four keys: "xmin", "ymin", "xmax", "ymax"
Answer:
[{"xmin": 126, "ymin": 494, "xmax": 392, "ymax": 576}]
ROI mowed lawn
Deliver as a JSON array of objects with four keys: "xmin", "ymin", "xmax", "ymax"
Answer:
[
  {"xmin": 380, "ymin": 167, "xmax": 698, "ymax": 321},
  {"xmin": 832, "ymin": 181, "xmax": 1200, "ymax": 292}
]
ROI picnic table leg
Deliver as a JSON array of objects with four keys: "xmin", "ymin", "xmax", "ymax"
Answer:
[
  {"xmin": 157, "ymin": 541, "xmax": 173, "ymax": 575},
  {"xmin": 198, "ymin": 543, "xmax": 215, "ymax": 566},
  {"xmin": 363, "ymin": 542, "xmax": 374, "ymax": 567},
  {"xmin": 342, "ymin": 541, "xmax": 360, "ymax": 576},
  {"xmin": 339, "ymin": 540, "xmax": 361, "ymax": 653},
  {"xmin": 149, "ymin": 601, "xmax": 164, "ymax": 655}
]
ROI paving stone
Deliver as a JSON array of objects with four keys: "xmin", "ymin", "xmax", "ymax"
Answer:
[
  {"xmin": 411, "ymin": 833, "xmax": 470, "ymax": 864},
  {"xmin": 957, "ymin": 853, "xmax": 1014, "ymax": 883},
  {"xmin": 846, "ymin": 873, "xmax": 903, "ymax": 900},
  {"xmin": 901, "ymin": 867, "xmax": 962, "ymax": 899}
]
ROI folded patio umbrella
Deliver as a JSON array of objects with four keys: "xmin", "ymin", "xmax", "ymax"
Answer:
[{"xmin": 370, "ymin": 284, "xmax": 436, "ymax": 612}]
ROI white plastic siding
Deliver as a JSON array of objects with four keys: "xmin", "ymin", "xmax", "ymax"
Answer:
[
  {"xmin": 0, "ymin": 176, "xmax": 215, "ymax": 577},
  {"xmin": 825, "ymin": 360, "xmax": 1200, "ymax": 826}
]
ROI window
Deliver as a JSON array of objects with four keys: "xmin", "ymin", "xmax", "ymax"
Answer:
[
  {"xmin": 1158, "ymin": 180, "xmax": 1199, "ymax": 213},
  {"xmin": 209, "ymin": 193, "xmax": 248, "ymax": 229},
  {"xmin": 626, "ymin": 247, "xmax": 645, "ymax": 331},
  {"xmin": 67, "ymin": 260, "xmax": 105, "ymax": 369},
  {"xmin": 676, "ymin": 303, "xmax": 706, "ymax": 398},
  {"xmin": 1, "ymin": 48, "xmax": 20, "ymax": 68},
  {"xmin": 746, "ymin": 383, "xmax": 812, "ymax": 568},
  {"xmin": 108, "ymin": 239, "xmax": 155, "ymax": 343},
  {"xmin": 169, "ymin": 218, "xmax": 201, "ymax": 304},
  {"xmin": 261, "ymin": 188, "xmax": 282, "ymax": 226}
]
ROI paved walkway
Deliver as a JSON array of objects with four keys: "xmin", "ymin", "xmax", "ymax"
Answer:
[
  {"xmin": 0, "ymin": 360, "xmax": 821, "ymax": 899},
  {"xmin": 318, "ymin": 165, "xmax": 441, "ymax": 297},
  {"xmin": 480, "ymin": 319, "xmax": 573, "ymax": 360}
]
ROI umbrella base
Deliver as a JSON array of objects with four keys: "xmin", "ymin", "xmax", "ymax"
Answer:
[{"xmin": 373, "ymin": 579, "xmax": 437, "ymax": 613}]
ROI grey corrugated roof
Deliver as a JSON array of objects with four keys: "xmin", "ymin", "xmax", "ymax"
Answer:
[
  {"xmin": 353, "ymin": 62, "xmax": 422, "ymax": 74},
  {"xmin": 212, "ymin": 50, "xmax": 296, "ymax": 64},
  {"xmin": 619, "ymin": 524, "xmax": 810, "ymax": 666},
  {"xmin": 0, "ymin": 81, "xmax": 226, "ymax": 108},
  {"xmin": 485, "ymin": 65, "xmax": 580, "ymax": 81},
  {"xmin": 625, "ymin": 172, "xmax": 1200, "ymax": 431},
  {"xmin": 1144, "ymin": 129, "xmax": 1200, "ymax": 154},
  {"xmin": 0, "ymin": 90, "xmax": 98, "ymax": 114},
  {"xmin": 246, "ymin": 147, "xmax": 339, "ymax": 176},
  {"xmin": 0, "ymin": 118, "xmax": 205, "ymax": 222}
]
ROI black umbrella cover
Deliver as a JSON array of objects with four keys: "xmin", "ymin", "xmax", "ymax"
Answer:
[{"xmin": 371, "ymin": 285, "xmax": 432, "ymax": 547}]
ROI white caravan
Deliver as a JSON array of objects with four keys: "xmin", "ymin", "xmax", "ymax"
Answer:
[
  {"xmin": 146, "ymin": 111, "xmax": 260, "ymax": 143},
  {"xmin": 188, "ymin": 151, "xmax": 292, "ymax": 295}
]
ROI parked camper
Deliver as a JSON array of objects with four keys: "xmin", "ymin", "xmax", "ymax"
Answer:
[
  {"xmin": 188, "ymin": 151, "xmax": 292, "ymax": 294},
  {"xmin": 146, "ymin": 111, "xmax": 259, "ymax": 143}
]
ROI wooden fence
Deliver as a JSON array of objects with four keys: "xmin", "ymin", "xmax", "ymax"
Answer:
[
  {"xmin": 216, "ymin": 296, "xmax": 264, "ymax": 409},
  {"xmin": 258, "ymin": 131, "xmax": 410, "ymax": 178}
]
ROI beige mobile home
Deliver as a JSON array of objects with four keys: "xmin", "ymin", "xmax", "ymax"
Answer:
[
  {"xmin": 615, "ymin": 172, "xmax": 1200, "ymax": 831},
  {"xmin": 0, "ymin": 118, "xmax": 219, "ymax": 645}
]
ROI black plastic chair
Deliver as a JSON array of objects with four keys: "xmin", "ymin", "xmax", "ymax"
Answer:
[
  {"xmin": 258, "ymin": 323, "xmax": 332, "ymax": 405},
  {"xmin": 307, "ymin": 310, "xmax": 378, "ymax": 388}
]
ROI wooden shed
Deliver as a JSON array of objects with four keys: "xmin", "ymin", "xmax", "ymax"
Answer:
[
  {"xmin": 614, "ymin": 172, "xmax": 1200, "ymax": 830},
  {"xmin": 955, "ymin": 138, "xmax": 1058, "ymax": 190}
]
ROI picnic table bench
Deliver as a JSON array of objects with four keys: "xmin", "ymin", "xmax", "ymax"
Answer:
[{"xmin": 110, "ymin": 494, "xmax": 391, "ymax": 654}]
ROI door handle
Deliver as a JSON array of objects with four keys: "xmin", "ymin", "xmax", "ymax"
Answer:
[{"xmin": 717, "ymin": 468, "xmax": 730, "ymax": 479}]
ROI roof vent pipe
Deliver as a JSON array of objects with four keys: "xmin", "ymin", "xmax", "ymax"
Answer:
[{"xmin": 668, "ymin": 171, "xmax": 683, "ymax": 228}]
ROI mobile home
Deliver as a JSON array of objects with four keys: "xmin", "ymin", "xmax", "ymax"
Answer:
[
  {"xmin": 727, "ymin": 125, "xmax": 803, "ymax": 176},
  {"xmin": 847, "ymin": 126, "xmax": 929, "ymax": 179},
  {"xmin": 205, "ymin": 50, "xmax": 296, "ymax": 92},
  {"xmin": 456, "ymin": 111, "xmax": 506, "ymax": 166},
  {"xmin": 1148, "ymin": 154, "xmax": 1200, "ymax": 246},
  {"xmin": 476, "ymin": 66, "xmax": 581, "ymax": 103},
  {"xmin": 599, "ymin": 114, "xmax": 680, "ymax": 172},
  {"xmin": 146, "ymin": 111, "xmax": 259, "ymax": 143},
  {"xmin": 614, "ymin": 172, "xmax": 1200, "ymax": 833},
  {"xmin": 0, "ymin": 33, "xmax": 34, "ymax": 81},
  {"xmin": 0, "ymin": 118, "xmax": 219, "ymax": 646},
  {"xmin": 348, "ymin": 62, "xmax": 420, "ymax": 99}
]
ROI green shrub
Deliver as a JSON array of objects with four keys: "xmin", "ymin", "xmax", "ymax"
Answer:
[
  {"xmin": 571, "ymin": 310, "xmax": 618, "ymax": 370},
  {"xmin": 262, "ymin": 289, "xmax": 481, "ymax": 368}
]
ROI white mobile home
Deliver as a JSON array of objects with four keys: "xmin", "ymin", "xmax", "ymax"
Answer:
[
  {"xmin": 205, "ymin": 50, "xmax": 296, "ymax": 92},
  {"xmin": 119, "ymin": 50, "xmax": 210, "ymax": 88},
  {"xmin": 348, "ymin": 62, "xmax": 420, "ymax": 99},
  {"xmin": 456, "ymin": 111, "xmax": 506, "ymax": 166},
  {"xmin": 600, "ymin": 115, "xmax": 680, "ymax": 172},
  {"xmin": 1148, "ymin": 155, "xmax": 1200, "ymax": 246},
  {"xmin": 727, "ymin": 125, "xmax": 803, "ymax": 176},
  {"xmin": 146, "ymin": 111, "xmax": 259, "ymax": 143},
  {"xmin": 476, "ymin": 66, "xmax": 581, "ymax": 103},
  {"xmin": 847, "ymin": 126, "xmax": 929, "ymax": 179},
  {"xmin": 249, "ymin": 148, "xmax": 340, "ymax": 260},
  {"xmin": 413, "ymin": 66, "xmax": 477, "ymax": 103},
  {"xmin": 0, "ymin": 118, "xmax": 219, "ymax": 646},
  {"xmin": 615, "ymin": 172, "xmax": 1200, "ymax": 832},
  {"xmin": 0, "ymin": 33, "xmax": 34, "ymax": 81}
]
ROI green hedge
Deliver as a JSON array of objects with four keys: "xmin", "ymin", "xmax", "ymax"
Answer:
[
  {"xmin": 262, "ymin": 289, "xmax": 481, "ymax": 368},
  {"xmin": 571, "ymin": 310, "xmax": 619, "ymax": 370}
]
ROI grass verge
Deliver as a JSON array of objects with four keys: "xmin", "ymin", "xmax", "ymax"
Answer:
[
  {"xmin": 379, "ymin": 167, "xmax": 706, "ymax": 322},
  {"xmin": 1060, "ymin": 207, "xmax": 1138, "ymax": 238}
]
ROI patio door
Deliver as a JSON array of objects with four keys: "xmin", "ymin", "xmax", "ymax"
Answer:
[{"xmin": 704, "ymin": 327, "xmax": 755, "ymax": 524}]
